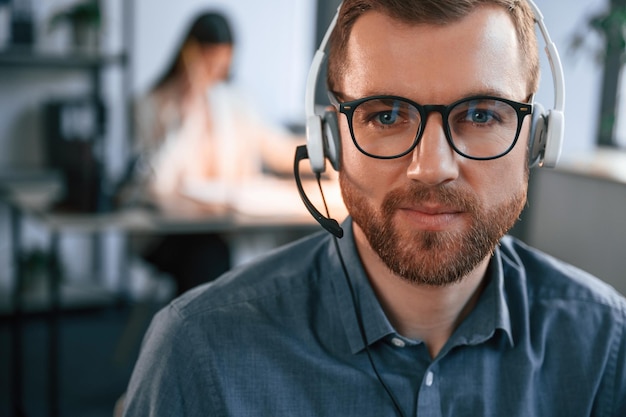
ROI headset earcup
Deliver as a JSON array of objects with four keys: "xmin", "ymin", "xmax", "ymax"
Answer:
[
  {"xmin": 528, "ymin": 102, "xmax": 546, "ymax": 168},
  {"xmin": 541, "ymin": 109, "xmax": 564, "ymax": 168},
  {"xmin": 323, "ymin": 110, "xmax": 341, "ymax": 171},
  {"xmin": 306, "ymin": 115, "xmax": 326, "ymax": 173}
]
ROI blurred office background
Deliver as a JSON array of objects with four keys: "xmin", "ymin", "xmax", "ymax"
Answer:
[{"xmin": 0, "ymin": 0, "xmax": 625, "ymax": 416}]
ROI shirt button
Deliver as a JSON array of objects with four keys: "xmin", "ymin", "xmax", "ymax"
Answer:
[
  {"xmin": 425, "ymin": 371, "xmax": 434, "ymax": 387},
  {"xmin": 390, "ymin": 337, "xmax": 406, "ymax": 348}
]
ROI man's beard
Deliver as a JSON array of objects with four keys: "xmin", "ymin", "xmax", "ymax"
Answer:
[{"xmin": 340, "ymin": 173, "xmax": 527, "ymax": 287}]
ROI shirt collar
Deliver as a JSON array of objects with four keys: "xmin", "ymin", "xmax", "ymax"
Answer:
[
  {"xmin": 444, "ymin": 246, "xmax": 514, "ymax": 351},
  {"xmin": 330, "ymin": 218, "xmax": 514, "ymax": 355}
]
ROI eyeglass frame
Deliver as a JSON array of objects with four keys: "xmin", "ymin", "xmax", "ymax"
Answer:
[{"xmin": 328, "ymin": 92, "xmax": 534, "ymax": 161}]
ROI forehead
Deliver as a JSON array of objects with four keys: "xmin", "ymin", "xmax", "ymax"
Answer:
[{"xmin": 341, "ymin": 6, "xmax": 527, "ymax": 103}]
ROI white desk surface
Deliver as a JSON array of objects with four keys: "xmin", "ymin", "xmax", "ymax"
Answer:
[
  {"xmin": 555, "ymin": 148, "xmax": 626, "ymax": 185},
  {"xmin": 0, "ymin": 174, "xmax": 347, "ymax": 234}
]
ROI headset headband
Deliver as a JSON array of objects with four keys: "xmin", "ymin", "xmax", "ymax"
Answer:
[{"xmin": 527, "ymin": 0, "xmax": 565, "ymax": 113}]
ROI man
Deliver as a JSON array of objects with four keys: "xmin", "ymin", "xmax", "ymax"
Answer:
[{"xmin": 123, "ymin": 1, "xmax": 626, "ymax": 416}]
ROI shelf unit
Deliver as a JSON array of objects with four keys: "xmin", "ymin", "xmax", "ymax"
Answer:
[
  {"xmin": 0, "ymin": 3, "xmax": 134, "ymax": 417},
  {"xmin": 0, "ymin": 43, "xmax": 132, "ymax": 211},
  {"xmin": 0, "ymin": 47, "xmax": 126, "ymax": 69}
]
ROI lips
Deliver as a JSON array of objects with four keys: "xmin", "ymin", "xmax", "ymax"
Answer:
[
  {"xmin": 395, "ymin": 201, "xmax": 468, "ymax": 231},
  {"xmin": 401, "ymin": 210, "xmax": 463, "ymax": 230},
  {"xmin": 406, "ymin": 203, "xmax": 464, "ymax": 215},
  {"xmin": 382, "ymin": 184, "xmax": 476, "ymax": 231}
]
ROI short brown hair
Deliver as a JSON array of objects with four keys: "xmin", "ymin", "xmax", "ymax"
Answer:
[{"xmin": 326, "ymin": 0, "xmax": 539, "ymax": 96}]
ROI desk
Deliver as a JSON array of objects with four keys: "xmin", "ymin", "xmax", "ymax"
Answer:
[{"xmin": 1, "ymin": 173, "xmax": 344, "ymax": 417}]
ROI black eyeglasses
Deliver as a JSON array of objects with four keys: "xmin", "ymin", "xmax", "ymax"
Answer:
[{"xmin": 330, "ymin": 93, "xmax": 533, "ymax": 160}]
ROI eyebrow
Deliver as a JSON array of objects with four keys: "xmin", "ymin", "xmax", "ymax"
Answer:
[
  {"xmin": 461, "ymin": 88, "xmax": 517, "ymax": 100},
  {"xmin": 331, "ymin": 88, "xmax": 527, "ymax": 104}
]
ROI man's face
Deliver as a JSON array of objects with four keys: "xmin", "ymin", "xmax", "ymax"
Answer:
[{"xmin": 337, "ymin": 6, "xmax": 531, "ymax": 286}]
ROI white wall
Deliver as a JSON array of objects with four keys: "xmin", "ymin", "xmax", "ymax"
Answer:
[
  {"xmin": 132, "ymin": 0, "xmax": 316, "ymax": 127},
  {"xmin": 532, "ymin": 0, "xmax": 610, "ymax": 157}
]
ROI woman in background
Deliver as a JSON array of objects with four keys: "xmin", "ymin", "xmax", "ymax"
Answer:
[
  {"xmin": 133, "ymin": 11, "xmax": 300, "ymax": 294},
  {"xmin": 138, "ymin": 11, "xmax": 297, "ymax": 197}
]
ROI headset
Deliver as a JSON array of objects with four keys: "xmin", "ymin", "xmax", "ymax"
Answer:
[
  {"xmin": 300, "ymin": 0, "xmax": 565, "ymax": 172},
  {"xmin": 294, "ymin": 0, "xmax": 565, "ymax": 239}
]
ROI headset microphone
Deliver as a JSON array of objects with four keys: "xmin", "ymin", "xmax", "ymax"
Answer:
[{"xmin": 294, "ymin": 145, "xmax": 344, "ymax": 238}]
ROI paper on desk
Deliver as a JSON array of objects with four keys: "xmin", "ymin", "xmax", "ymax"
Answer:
[{"xmin": 182, "ymin": 177, "xmax": 346, "ymax": 218}]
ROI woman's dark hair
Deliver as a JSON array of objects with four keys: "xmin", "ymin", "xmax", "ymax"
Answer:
[
  {"xmin": 152, "ymin": 11, "xmax": 234, "ymax": 91},
  {"xmin": 186, "ymin": 12, "xmax": 234, "ymax": 45}
]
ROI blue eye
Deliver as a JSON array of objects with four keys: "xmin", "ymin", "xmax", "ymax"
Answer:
[
  {"xmin": 377, "ymin": 110, "xmax": 398, "ymax": 125},
  {"xmin": 469, "ymin": 109, "xmax": 495, "ymax": 124},
  {"xmin": 353, "ymin": 98, "xmax": 416, "ymax": 132}
]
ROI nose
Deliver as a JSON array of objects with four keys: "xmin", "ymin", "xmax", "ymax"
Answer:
[{"xmin": 406, "ymin": 113, "xmax": 459, "ymax": 186}]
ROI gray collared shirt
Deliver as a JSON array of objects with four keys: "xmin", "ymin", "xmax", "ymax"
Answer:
[{"xmin": 124, "ymin": 218, "xmax": 626, "ymax": 416}]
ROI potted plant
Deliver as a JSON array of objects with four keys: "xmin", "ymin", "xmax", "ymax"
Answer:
[
  {"xmin": 571, "ymin": 0, "xmax": 626, "ymax": 147},
  {"xmin": 48, "ymin": 0, "xmax": 101, "ymax": 53}
]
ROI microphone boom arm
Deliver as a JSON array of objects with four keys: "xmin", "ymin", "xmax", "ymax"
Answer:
[{"xmin": 294, "ymin": 145, "xmax": 344, "ymax": 238}]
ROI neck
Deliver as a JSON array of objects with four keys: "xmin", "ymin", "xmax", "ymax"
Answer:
[{"xmin": 354, "ymin": 225, "xmax": 490, "ymax": 359}]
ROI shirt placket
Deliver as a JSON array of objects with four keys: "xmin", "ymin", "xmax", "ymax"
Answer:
[{"xmin": 415, "ymin": 362, "xmax": 442, "ymax": 417}]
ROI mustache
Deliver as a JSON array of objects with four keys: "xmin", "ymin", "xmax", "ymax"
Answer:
[{"xmin": 381, "ymin": 183, "xmax": 479, "ymax": 215}]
